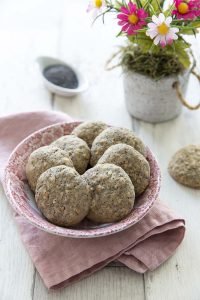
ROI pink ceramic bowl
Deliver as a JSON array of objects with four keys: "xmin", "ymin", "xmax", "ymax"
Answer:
[{"xmin": 4, "ymin": 122, "xmax": 161, "ymax": 238}]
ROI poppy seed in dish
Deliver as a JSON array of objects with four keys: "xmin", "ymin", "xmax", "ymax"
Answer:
[{"xmin": 43, "ymin": 64, "xmax": 79, "ymax": 89}]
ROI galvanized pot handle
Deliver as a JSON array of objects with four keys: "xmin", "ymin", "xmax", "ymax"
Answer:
[{"xmin": 173, "ymin": 70, "xmax": 200, "ymax": 110}]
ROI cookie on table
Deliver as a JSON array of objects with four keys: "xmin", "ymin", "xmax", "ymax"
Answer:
[
  {"xmin": 26, "ymin": 145, "xmax": 73, "ymax": 192},
  {"xmin": 51, "ymin": 135, "xmax": 90, "ymax": 174},
  {"xmin": 83, "ymin": 163, "xmax": 135, "ymax": 223},
  {"xmin": 168, "ymin": 145, "xmax": 200, "ymax": 189},
  {"xmin": 72, "ymin": 121, "xmax": 108, "ymax": 148},
  {"xmin": 35, "ymin": 166, "xmax": 91, "ymax": 227},
  {"xmin": 98, "ymin": 144, "xmax": 150, "ymax": 196},
  {"xmin": 90, "ymin": 127, "xmax": 146, "ymax": 166}
]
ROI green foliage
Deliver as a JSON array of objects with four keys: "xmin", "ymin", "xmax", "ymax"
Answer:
[
  {"xmin": 147, "ymin": 0, "xmax": 162, "ymax": 12},
  {"xmin": 179, "ymin": 21, "xmax": 200, "ymax": 35},
  {"xmin": 128, "ymin": 33, "xmax": 154, "ymax": 52},
  {"xmin": 166, "ymin": 39, "xmax": 191, "ymax": 69},
  {"xmin": 113, "ymin": 0, "xmax": 126, "ymax": 10},
  {"xmin": 110, "ymin": 0, "xmax": 165, "ymax": 12},
  {"xmin": 140, "ymin": 0, "xmax": 164, "ymax": 13},
  {"xmin": 119, "ymin": 39, "xmax": 191, "ymax": 79},
  {"xmin": 128, "ymin": 33, "xmax": 191, "ymax": 70}
]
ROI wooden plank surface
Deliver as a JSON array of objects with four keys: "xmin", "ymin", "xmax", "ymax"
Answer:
[
  {"xmin": 0, "ymin": 0, "xmax": 200, "ymax": 299},
  {"xmin": 34, "ymin": 268, "xmax": 144, "ymax": 300},
  {"xmin": 0, "ymin": 0, "xmax": 61, "ymax": 298},
  {"xmin": 0, "ymin": 184, "xmax": 34, "ymax": 300},
  {"xmin": 139, "ymin": 36, "xmax": 200, "ymax": 300},
  {"xmin": 54, "ymin": 0, "xmax": 132, "ymax": 129}
]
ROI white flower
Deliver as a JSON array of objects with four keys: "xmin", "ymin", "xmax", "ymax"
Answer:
[
  {"xmin": 87, "ymin": 0, "xmax": 106, "ymax": 19},
  {"xmin": 146, "ymin": 13, "xmax": 179, "ymax": 47}
]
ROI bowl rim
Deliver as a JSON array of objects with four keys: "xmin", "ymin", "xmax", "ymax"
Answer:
[{"xmin": 3, "ymin": 121, "xmax": 161, "ymax": 238}]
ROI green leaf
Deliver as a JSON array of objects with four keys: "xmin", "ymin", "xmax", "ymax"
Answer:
[
  {"xmin": 128, "ymin": 33, "xmax": 153, "ymax": 52},
  {"xmin": 114, "ymin": 1, "xmax": 125, "ymax": 10},
  {"xmin": 191, "ymin": 20, "xmax": 200, "ymax": 28},
  {"xmin": 146, "ymin": 0, "xmax": 162, "ymax": 13},
  {"xmin": 165, "ymin": 40, "xmax": 191, "ymax": 69},
  {"xmin": 179, "ymin": 28, "xmax": 198, "ymax": 35},
  {"xmin": 116, "ymin": 30, "xmax": 123, "ymax": 37}
]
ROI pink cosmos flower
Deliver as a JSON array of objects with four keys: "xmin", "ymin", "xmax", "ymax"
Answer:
[
  {"xmin": 172, "ymin": 0, "xmax": 200, "ymax": 19},
  {"xmin": 117, "ymin": 2, "xmax": 148, "ymax": 35}
]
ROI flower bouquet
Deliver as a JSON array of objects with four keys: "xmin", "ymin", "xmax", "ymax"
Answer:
[{"xmin": 87, "ymin": 0, "xmax": 200, "ymax": 123}]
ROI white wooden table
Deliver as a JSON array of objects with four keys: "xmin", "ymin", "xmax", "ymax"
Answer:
[{"xmin": 0, "ymin": 0, "xmax": 200, "ymax": 299}]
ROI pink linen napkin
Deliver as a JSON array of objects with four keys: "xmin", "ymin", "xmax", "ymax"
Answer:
[{"xmin": 0, "ymin": 111, "xmax": 185, "ymax": 289}]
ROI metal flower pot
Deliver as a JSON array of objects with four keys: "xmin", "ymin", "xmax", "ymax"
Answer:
[{"xmin": 123, "ymin": 70, "xmax": 190, "ymax": 123}]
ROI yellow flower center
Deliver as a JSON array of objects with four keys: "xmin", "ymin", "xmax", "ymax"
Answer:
[
  {"xmin": 93, "ymin": 0, "xmax": 102, "ymax": 8},
  {"xmin": 177, "ymin": 2, "xmax": 189, "ymax": 14},
  {"xmin": 128, "ymin": 14, "xmax": 139, "ymax": 25},
  {"xmin": 157, "ymin": 23, "xmax": 169, "ymax": 35},
  {"xmin": 94, "ymin": 0, "xmax": 103, "ymax": 8}
]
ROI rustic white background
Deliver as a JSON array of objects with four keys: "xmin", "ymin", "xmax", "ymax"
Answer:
[{"xmin": 0, "ymin": 0, "xmax": 200, "ymax": 299}]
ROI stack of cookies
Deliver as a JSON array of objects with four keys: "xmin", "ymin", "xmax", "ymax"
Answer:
[{"xmin": 26, "ymin": 121, "xmax": 150, "ymax": 227}]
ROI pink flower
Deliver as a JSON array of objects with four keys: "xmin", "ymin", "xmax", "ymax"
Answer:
[
  {"xmin": 172, "ymin": 0, "xmax": 200, "ymax": 19},
  {"xmin": 117, "ymin": 2, "xmax": 148, "ymax": 35},
  {"xmin": 146, "ymin": 13, "xmax": 179, "ymax": 48}
]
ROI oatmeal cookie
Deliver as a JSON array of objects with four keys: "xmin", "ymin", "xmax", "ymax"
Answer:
[
  {"xmin": 26, "ymin": 145, "xmax": 73, "ymax": 192},
  {"xmin": 168, "ymin": 145, "xmax": 200, "ymax": 188},
  {"xmin": 35, "ymin": 166, "xmax": 91, "ymax": 226},
  {"xmin": 72, "ymin": 121, "xmax": 108, "ymax": 148},
  {"xmin": 83, "ymin": 163, "xmax": 135, "ymax": 223},
  {"xmin": 90, "ymin": 127, "xmax": 146, "ymax": 166},
  {"xmin": 52, "ymin": 135, "xmax": 90, "ymax": 174},
  {"xmin": 98, "ymin": 144, "xmax": 150, "ymax": 196}
]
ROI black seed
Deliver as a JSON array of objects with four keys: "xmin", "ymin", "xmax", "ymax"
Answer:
[{"xmin": 43, "ymin": 64, "xmax": 79, "ymax": 89}]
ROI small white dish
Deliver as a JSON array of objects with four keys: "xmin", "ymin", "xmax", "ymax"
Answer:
[{"xmin": 37, "ymin": 56, "xmax": 88, "ymax": 97}]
